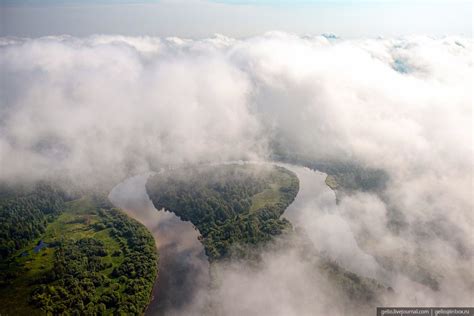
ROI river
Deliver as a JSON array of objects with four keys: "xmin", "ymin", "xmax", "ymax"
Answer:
[
  {"xmin": 108, "ymin": 163, "xmax": 337, "ymax": 315},
  {"xmin": 109, "ymin": 173, "xmax": 210, "ymax": 316}
]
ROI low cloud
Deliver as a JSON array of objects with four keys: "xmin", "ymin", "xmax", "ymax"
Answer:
[{"xmin": 1, "ymin": 33, "xmax": 472, "ymax": 314}]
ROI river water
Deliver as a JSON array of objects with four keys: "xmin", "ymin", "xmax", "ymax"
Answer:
[
  {"xmin": 109, "ymin": 173, "xmax": 210, "ymax": 316},
  {"xmin": 108, "ymin": 163, "xmax": 337, "ymax": 315}
]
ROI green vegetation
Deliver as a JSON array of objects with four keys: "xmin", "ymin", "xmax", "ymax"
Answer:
[
  {"xmin": 324, "ymin": 175, "xmax": 339, "ymax": 190},
  {"xmin": 0, "ymin": 183, "xmax": 67, "ymax": 260},
  {"xmin": 146, "ymin": 164, "xmax": 299, "ymax": 260},
  {"xmin": 272, "ymin": 152, "xmax": 389, "ymax": 193},
  {"xmin": 319, "ymin": 259, "xmax": 385, "ymax": 303},
  {"xmin": 0, "ymin": 193, "xmax": 158, "ymax": 315}
]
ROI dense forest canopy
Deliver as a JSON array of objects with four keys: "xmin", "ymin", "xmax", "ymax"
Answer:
[
  {"xmin": 0, "ymin": 191, "xmax": 158, "ymax": 315},
  {"xmin": 146, "ymin": 164, "xmax": 299, "ymax": 260},
  {"xmin": 0, "ymin": 183, "xmax": 68, "ymax": 260},
  {"xmin": 272, "ymin": 152, "xmax": 389, "ymax": 193}
]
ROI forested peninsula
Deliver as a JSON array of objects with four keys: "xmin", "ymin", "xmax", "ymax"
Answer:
[{"xmin": 146, "ymin": 164, "xmax": 299, "ymax": 260}]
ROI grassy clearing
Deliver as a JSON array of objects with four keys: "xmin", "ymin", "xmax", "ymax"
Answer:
[
  {"xmin": 325, "ymin": 175, "xmax": 339, "ymax": 190},
  {"xmin": 250, "ymin": 169, "xmax": 295, "ymax": 212},
  {"xmin": 0, "ymin": 197, "xmax": 118, "ymax": 315},
  {"xmin": 0, "ymin": 195, "xmax": 157, "ymax": 315},
  {"xmin": 147, "ymin": 163, "xmax": 299, "ymax": 260}
]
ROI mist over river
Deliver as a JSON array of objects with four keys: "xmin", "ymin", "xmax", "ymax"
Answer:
[
  {"xmin": 0, "ymin": 25, "xmax": 471, "ymax": 316},
  {"xmin": 108, "ymin": 162, "xmax": 355, "ymax": 315},
  {"xmin": 108, "ymin": 160, "xmax": 473, "ymax": 315}
]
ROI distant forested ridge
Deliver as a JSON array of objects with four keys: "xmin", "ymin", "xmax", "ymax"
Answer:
[
  {"xmin": 146, "ymin": 164, "xmax": 299, "ymax": 260},
  {"xmin": 272, "ymin": 151, "xmax": 389, "ymax": 194},
  {"xmin": 0, "ymin": 190, "xmax": 158, "ymax": 315}
]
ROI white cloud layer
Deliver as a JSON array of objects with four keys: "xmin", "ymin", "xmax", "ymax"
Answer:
[{"xmin": 1, "ymin": 33, "xmax": 472, "ymax": 314}]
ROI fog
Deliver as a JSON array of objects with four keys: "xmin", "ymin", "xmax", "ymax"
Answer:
[{"xmin": 1, "ymin": 33, "xmax": 472, "ymax": 314}]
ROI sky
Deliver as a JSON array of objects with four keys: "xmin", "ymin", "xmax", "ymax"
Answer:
[
  {"xmin": 1, "ymin": 0, "xmax": 473, "ymax": 314},
  {"xmin": 0, "ymin": 0, "xmax": 472, "ymax": 38}
]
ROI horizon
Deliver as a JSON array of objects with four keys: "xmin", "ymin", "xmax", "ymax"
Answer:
[{"xmin": 1, "ymin": 0, "xmax": 471, "ymax": 38}]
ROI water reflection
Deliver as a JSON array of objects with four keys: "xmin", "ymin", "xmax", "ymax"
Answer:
[
  {"xmin": 109, "ymin": 173, "xmax": 210, "ymax": 316},
  {"xmin": 108, "ymin": 163, "xmax": 346, "ymax": 316}
]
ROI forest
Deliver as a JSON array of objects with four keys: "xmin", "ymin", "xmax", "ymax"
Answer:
[
  {"xmin": 0, "ymin": 191, "xmax": 158, "ymax": 315},
  {"xmin": 146, "ymin": 164, "xmax": 299, "ymax": 260},
  {"xmin": 0, "ymin": 183, "xmax": 68, "ymax": 260},
  {"xmin": 272, "ymin": 151, "xmax": 389, "ymax": 193}
]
